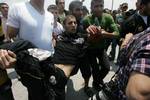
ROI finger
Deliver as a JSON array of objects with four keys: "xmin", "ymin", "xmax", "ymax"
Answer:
[
  {"xmin": 0, "ymin": 58, "xmax": 5, "ymax": 69},
  {"xmin": 86, "ymin": 28, "xmax": 90, "ymax": 34},
  {"xmin": 4, "ymin": 50, "xmax": 16, "ymax": 68},
  {"xmin": 89, "ymin": 27, "xmax": 97, "ymax": 34},
  {"xmin": 0, "ymin": 50, "xmax": 5, "ymax": 69},
  {"xmin": 8, "ymin": 50, "xmax": 16, "ymax": 58},
  {"xmin": 1, "ymin": 50, "xmax": 10, "ymax": 68}
]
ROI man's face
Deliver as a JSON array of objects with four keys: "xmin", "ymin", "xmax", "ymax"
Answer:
[
  {"xmin": 64, "ymin": 17, "xmax": 77, "ymax": 34},
  {"xmin": 72, "ymin": 6, "xmax": 83, "ymax": 20},
  {"xmin": 0, "ymin": 4, "xmax": 9, "ymax": 17},
  {"xmin": 91, "ymin": 1, "xmax": 104, "ymax": 17},
  {"xmin": 122, "ymin": 6, "xmax": 128, "ymax": 12},
  {"xmin": 57, "ymin": 0, "xmax": 65, "ymax": 10}
]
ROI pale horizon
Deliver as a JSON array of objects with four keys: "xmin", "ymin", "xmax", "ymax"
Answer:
[{"xmin": 0, "ymin": 0, "xmax": 137, "ymax": 11}]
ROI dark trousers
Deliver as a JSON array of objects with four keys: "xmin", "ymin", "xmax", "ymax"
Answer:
[
  {"xmin": 0, "ymin": 88, "xmax": 14, "ymax": 100},
  {"xmin": 88, "ymin": 49, "xmax": 110, "ymax": 84},
  {"xmin": 78, "ymin": 52, "xmax": 91, "ymax": 80},
  {"xmin": 19, "ymin": 67, "xmax": 67, "ymax": 100},
  {"xmin": 20, "ymin": 74, "xmax": 49, "ymax": 100},
  {"xmin": 0, "ymin": 80, "xmax": 14, "ymax": 100}
]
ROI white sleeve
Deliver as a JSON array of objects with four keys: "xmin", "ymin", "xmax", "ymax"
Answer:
[{"xmin": 7, "ymin": 4, "xmax": 20, "ymax": 28}]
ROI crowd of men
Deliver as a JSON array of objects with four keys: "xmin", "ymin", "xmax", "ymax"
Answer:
[{"xmin": 0, "ymin": 0, "xmax": 150, "ymax": 100}]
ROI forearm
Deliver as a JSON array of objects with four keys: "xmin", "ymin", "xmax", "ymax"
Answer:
[
  {"xmin": 101, "ymin": 31, "xmax": 119, "ymax": 38},
  {"xmin": 121, "ymin": 33, "xmax": 133, "ymax": 48}
]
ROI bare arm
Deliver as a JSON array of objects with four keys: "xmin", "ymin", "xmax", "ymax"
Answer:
[
  {"xmin": 121, "ymin": 33, "xmax": 133, "ymax": 49},
  {"xmin": 126, "ymin": 71, "xmax": 150, "ymax": 100}
]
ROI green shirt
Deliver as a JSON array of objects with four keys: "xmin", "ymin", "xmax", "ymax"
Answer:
[{"xmin": 82, "ymin": 13, "xmax": 119, "ymax": 49}]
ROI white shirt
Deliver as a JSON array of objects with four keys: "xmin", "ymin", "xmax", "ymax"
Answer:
[
  {"xmin": 53, "ymin": 22, "xmax": 64, "ymax": 36},
  {"xmin": 7, "ymin": 2, "xmax": 54, "ymax": 52}
]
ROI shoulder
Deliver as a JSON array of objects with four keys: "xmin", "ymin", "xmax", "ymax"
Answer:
[
  {"xmin": 103, "ymin": 13, "xmax": 113, "ymax": 20},
  {"xmin": 10, "ymin": 2, "xmax": 25, "ymax": 10},
  {"xmin": 82, "ymin": 14, "xmax": 92, "ymax": 24},
  {"xmin": 45, "ymin": 11, "xmax": 54, "ymax": 23},
  {"xmin": 9, "ymin": 2, "xmax": 26, "ymax": 15},
  {"xmin": 45, "ymin": 11, "xmax": 54, "ymax": 18},
  {"xmin": 124, "ymin": 13, "xmax": 137, "ymax": 25},
  {"xmin": 83, "ymin": 14, "xmax": 92, "ymax": 21}
]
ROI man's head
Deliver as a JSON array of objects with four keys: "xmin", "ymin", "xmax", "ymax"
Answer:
[
  {"xmin": 0, "ymin": 3, "xmax": 9, "ymax": 18},
  {"xmin": 136, "ymin": 0, "xmax": 142, "ymax": 10},
  {"xmin": 47, "ymin": 5, "xmax": 59, "ymax": 20},
  {"xmin": 69, "ymin": 0, "xmax": 83, "ymax": 20},
  {"xmin": 55, "ymin": 0, "xmax": 65, "ymax": 11},
  {"xmin": 121, "ymin": 3, "xmax": 128, "ymax": 12},
  {"xmin": 138, "ymin": 0, "xmax": 150, "ymax": 16},
  {"xmin": 91, "ymin": 0, "xmax": 104, "ymax": 17},
  {"xmin": 63, "ymin": 15, "xmax": 77, "ymax": 34}
]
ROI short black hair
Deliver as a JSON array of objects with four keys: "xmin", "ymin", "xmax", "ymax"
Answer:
[
  {"xmin": 55, "ymin": 0, "xmax": 59, "ymax": 5},
  {"xmin": 63, "ymin": 15, "xmax": 76, "ymax": 25},
  {"xmin": 0, "ymin": 2, "xmax": 8, "ymax": 7},
  {"xmin": 69, "ymin": 0, "xmax": 82, "ymax": 12},
  {"xmin": 91, "ymin": 0, "xmax": 104, "ymax": 5},
  {"xmin": 140, "ymin": 0, "xmax": 150, "ymax": 5},
  {"xmin": 47, "ymin": 5, "xmax": 58, "ymax": 11},
  {"xmin": 82, "ymin": 6, "xmax": 89, "ymax": 14}
]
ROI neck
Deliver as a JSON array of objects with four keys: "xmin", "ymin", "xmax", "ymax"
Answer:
[
  {"xmin": 30, "ymin": 0, "xmax": 44, "ymax": 14},
  {"xmin": 2, "ymin": 15, "xmax": 7, "ymax": 19},
  {"xmin": 59, "ymin": 9, "xmax": 64, "ymax": 14},
  {"xmin": 139, "ymin": 10, "xmax": 147, "ymax": 16}
]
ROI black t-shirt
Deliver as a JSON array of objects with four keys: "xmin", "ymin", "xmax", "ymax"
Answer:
[{"xmin": 52, "ymin": 32, "xmax": 87, "ymax": 65}]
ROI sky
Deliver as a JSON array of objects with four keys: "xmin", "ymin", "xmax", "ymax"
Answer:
[{"xmin": 0, "ymin": 0, "xmax": 137, "ymax": 10}]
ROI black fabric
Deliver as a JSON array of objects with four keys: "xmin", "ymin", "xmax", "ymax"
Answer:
[
  {"xmin": 52, "ymin": 32, "xmax": 87, "ymax": 65},
  {"xmin": 121, "ymin": 12, "xmax": 150, "ymax": 37},
  {"xmin": 0, "ymin": 79, "xmax": 12, "ymax": 93},
  {"xmin": 0, "ymin": 39, "xmax": 71, "ymax": 100},
  {"xmin": 0, "ymin": 86, "xmax": 14, "ymax": 100},
  {"xmin": 0, "ymin": 39, "xmax": 36, "ymax": 53},
  {"xmin": 88, "ymin": 49, "xmax": 110, "ymax": 84},
  {"xmin": 0, "ymin": 39, "xmax": 45, "ymax": 78}
]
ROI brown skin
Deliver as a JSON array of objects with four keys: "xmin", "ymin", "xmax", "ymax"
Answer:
[
  {"xmin": 126, "ymin": 71, "xmax": 150, "ymax": 100},
  {"xmin": 121, "ymin": 33, "xmax": 133, "ymax": 49},
  {"xmin": 7, "ymin": 0, "xmax": 45, "ymax": 39},
  {"xmin": 57, "ymin": 0, "xmax": 65, "ymax": 14},
  {"xmin": 55, "ymin": 17, "xmax": 77, "ymax": 77},
  {"xmin": 123, "ymin": 6, "xmax": 150, "ymax": 99},
  {"xmin": 0, "ymin": 3, "xmax": 9, "ymax": 18},
  {"xmin": 122, "ymin": 2, "xmax": 150, "ymax": 48},
  {"xmin": 63, "ymin": 17, "xmax": 77, "ymax": 34},
  {"xmin": 2, "ymin": 16, "xmax": 77, "ymax": 78},
  {"xmin": 72, "ymin": 6, "xmax": 83, "ymax": 20},
  {"xmin": 0, "ymin": 0, "xmax": 45, "ymax": 69},
  {"xmin": 0, "ymin": 50, "xmax": 16, "ymax": 69},
  {"xmin": 87, "ymin": 1, "xmax": 117, "ymax": 39}
]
